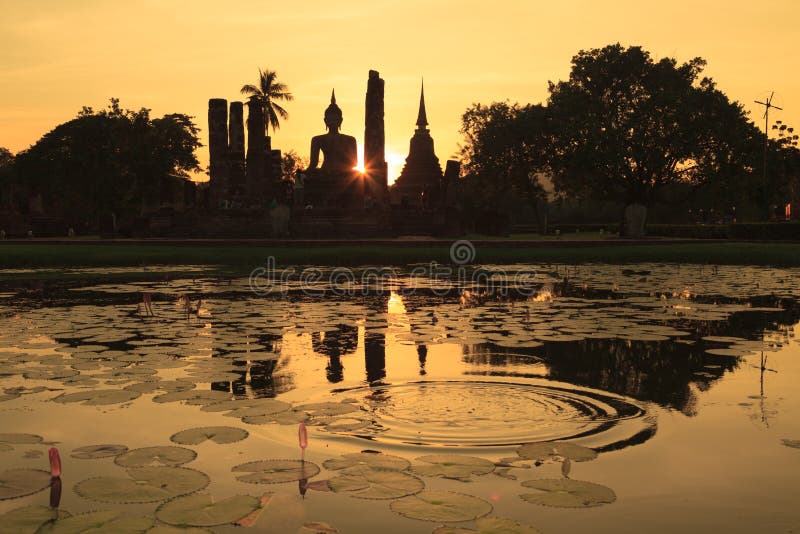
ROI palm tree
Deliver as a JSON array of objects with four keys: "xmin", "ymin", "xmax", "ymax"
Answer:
[{"xmin": 240, "ymin": 68, "xmax": 293, "ymax": 135}]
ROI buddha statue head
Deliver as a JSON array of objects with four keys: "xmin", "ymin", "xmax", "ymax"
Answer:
[{"xmin": 324, "ymin": 89, "xmax": 343, "ymax": 132}]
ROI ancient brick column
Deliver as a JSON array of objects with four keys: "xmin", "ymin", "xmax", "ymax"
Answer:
[
  {"xmin": 246, "ymin": 96, "xmax": 266, "ymax": 202},
  {"xmin": 364, "ymin": 70, "xmax": 388, "ymax": 204},
  {"xmin": 228, "ymin": 101, "xmax": 246, "ymax": 192},
  {"xmin": 208, "ymin": 98, "xmax": 229, "ymax": 207}
]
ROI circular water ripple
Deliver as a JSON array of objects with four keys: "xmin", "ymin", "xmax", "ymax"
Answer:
[{"xmin": 336, "ymin": 380, "xmax": 656, "ymax": 449}]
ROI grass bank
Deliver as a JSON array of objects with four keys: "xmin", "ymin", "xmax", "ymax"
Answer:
[{"xmin": 1, "ymin": 241, "xmax": 800, "ymax": 273}]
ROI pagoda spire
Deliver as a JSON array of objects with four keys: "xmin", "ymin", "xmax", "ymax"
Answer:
[{"xmin": 416, "ymin": 79, "xmax": 428, "ymax": 129}]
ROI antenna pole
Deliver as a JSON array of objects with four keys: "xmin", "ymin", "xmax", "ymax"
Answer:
[{"xmin": 754, "ymin": 93, "xmax": 784, "ymax": 215}]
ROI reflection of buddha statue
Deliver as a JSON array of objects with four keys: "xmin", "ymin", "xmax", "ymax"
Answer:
[{"xmin": 304, "ymin": 90, "xmax": 362, "ymax": 208}]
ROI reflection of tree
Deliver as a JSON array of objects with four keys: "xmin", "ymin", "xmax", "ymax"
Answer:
[
  {"xmin": 462, "ymin": 303, "xmax": 800, "ymax": 415},
  {"xmin": 543, "ymin": 339, "xmax": 728, "ymax": 415}
]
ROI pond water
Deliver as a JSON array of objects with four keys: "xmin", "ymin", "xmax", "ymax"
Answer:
[{"xmin": 1, "ymin": 263, "xmax": 799, "ymax": 533}]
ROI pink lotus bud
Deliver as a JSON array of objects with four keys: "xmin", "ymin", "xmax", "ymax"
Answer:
[
  {"xmin": 49, "ymin": 447, "xmax": 61, "ymax": 478},
  {"xmin": 298, "ymin": 422, "xmax": 308, "ymax": 449},
  {"xmin": 298, "ymin": 423, "xmax": 308, "ymax": 461}
]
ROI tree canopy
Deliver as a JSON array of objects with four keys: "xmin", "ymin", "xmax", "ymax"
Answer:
[
  {"xmin": 546, "ymin": 44, "xmax": 758, "ymax": 208},
  {"xmin": 13, "ymin": 99, "xmax": 201, "ymax": 227},
  {"xmin": 459, "ymin": 44, "xmax": 781, "ymax": 228}
]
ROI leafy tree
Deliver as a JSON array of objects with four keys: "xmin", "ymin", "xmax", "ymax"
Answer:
[
  {"xmin": 545, "ymin": 44, "xmax": 758, "ymax": 230},
  {"xmin": 240, "ymin": 68, "xmax": 293, "ymax": 135},
  {"xmin": 0, "ymin": 147, "xmax": 14, "ymax": 207},
  {"xmin": 13, "ymin": 99, "xmax": 201, "ymax": 229},
  {"xmin": 281, "ymin": 150, "xmax": 308, "ymax": 183},
  {"xmin": 459, "ymin": 102, "xmax": 548, "ymax": 210}
]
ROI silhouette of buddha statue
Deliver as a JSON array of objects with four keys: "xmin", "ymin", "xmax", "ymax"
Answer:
[{"xmin": 304, "ymin": 90, "xmax": 362, "ymax": 208}]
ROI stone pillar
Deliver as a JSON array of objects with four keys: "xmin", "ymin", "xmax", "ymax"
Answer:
[
  {"xmin": 208, "ymin": 98, "xmax": 229, "ymax": 207},
  {"xmin": 364, "ymin": 70, "xmax": 388, "ymax": 204},
  {"xmin": 246, "ymin": 96, "xmax": 266, "ymax": 203},
  {"xmin": 228, "ymin": 101, "xmax": 245, "ymax": 192}
]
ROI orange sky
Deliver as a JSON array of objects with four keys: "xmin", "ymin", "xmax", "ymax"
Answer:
[{"xmin": 1, "ymin": 0, "xmax": 798, "ymax": 184}]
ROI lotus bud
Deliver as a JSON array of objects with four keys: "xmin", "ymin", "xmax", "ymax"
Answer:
[
  {"xmin": 49, "ymin": 447, "xmax": 61, "ymax": 478},
  {"xmin": 298, "ymin": 422, "xmax": 308, "ymax": 461}
]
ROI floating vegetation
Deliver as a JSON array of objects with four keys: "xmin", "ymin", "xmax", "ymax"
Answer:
[
  {"xmin": 517, "ymin": 442, "xmax": 598, "ymax": 463},
  {"xmin": 74, "ymin": 466, "xmax": 210, "ymax": 503},
  {"xmin": 328, "ymin": 466, "xmax": 424, "ymax": 499},
  {"xmin": 0, "ymin": 469, "xmax": 52, "ymax": 500},
  {"xmin": 0, "ymin": 433, "xmax": 43, "ymax": 452},
  {"xmin": 295, "ymin": 402, "xmax": 361, "ymax": 417},
  {"xmin": 390, "ymin": 490, "xmax": 493, "ymax": 522},
  {"xmin": 410, "ymin": 455, "xmax": 495, "ymax": 481},
  {"xmin": 155, "ymin": 493, "xmax": 261, "ymax": 527},
  {"xmin": 153, "ymin": 390, "xmax": 231, "ymax": 406},
  {"xmin": 52, "ymin": 389, "xmax": 140, "ymax": 406},
  {"xmin": 519, "ymin": 479, "xmax": 616, "ymax": 508},
  {"xmin": 70, "ymin": 444, "xmax": 129, "ymax": 460},
  {"xmin": 114, "ymin": 446, "xmax": 196, "ymax": 468},
  {"xmin": 35, "ymin": 510, "xmax": 153, "ymax": 533},
  {"xmin": 0, "ymin": 505, "xmax": 70, "ymax": 534},
  {"xmin": 432, "ymin": 517, "xmax": 543, "ymax": 534},
  {"xmin": 323, "ymin": 452, "xmax": 410, "ymax": 472},
  {"xmin": 298, "ymin": 521, "xmax": 339, "ymax": 533},
  {"xmin": 232, "ymin": 459, "xmax": 320, "ymax": 484},
  {"xmin": 169, "ymin": 426, "xmax": 249, "ymax": 445},
  {"xmin": 147, "ymin": 526, "xmax": 214, "ymax": 534}
]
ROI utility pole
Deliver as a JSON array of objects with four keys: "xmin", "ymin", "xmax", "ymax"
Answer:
[{"xmin": 754, "ymin": 92, "xmax": 783, "ymax": 191}]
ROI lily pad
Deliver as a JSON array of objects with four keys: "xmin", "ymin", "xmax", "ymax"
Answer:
[
  {"xmin": 170, "ymin": 427, "xmax": 249, "ymax": 445},
  {"xmin": 74, "ymin": 466, "xmax": 210, "ymax": 503},
  {"xmin": 298, "ymin": 522, "xmax": 338, "ymax": 534},
  {"xmin": 35, "ymin": 510, "xmax": 154, "ymax": 533},
  {"xmin": 155, "ymin": 493, "xmax": 261, "ymax": 527},
  {"xmin": 390, "ymin": 490, "xmax": 492, "ymax": 522},
  {"xmin": 152, "ymin": 390, "xmax": 230, "ymax": 406},
  {"xmin": 328, "ymin": 467, "xmax": 424, "ymax": 499},
  {"xmin": 410, "ymin": 455, "xmax": 495, "ymax": 481},
  {"xmin": 519, "ymin": 478, "xmax": 616, "ymax": 508},
  {"xmin": 323, "ymin": 452, "xmax": 410, "ymax": 472},
  {"xmin": 115, "ymin": 446, "xmax": 196, "ymax": 468},
  {"xmin": 147, "ymin": 526, "xmax": 214, "ymax": 534},
  {"xmin": 517, "ymin": 442, "xmax": 598, "ymax": 462},
  {"xmin": 0, "ymin": 433, "xmax": 43, "ymax": 445},
  {"xmin": 295, "ymin": 402, "xmax": 360, "ymax": 417},
  {"xmin": 433, "ymin": 516, "xmax": 543, "ymax": 534},
  {"xmin": 0, "ymin": 469, "xmax": 52, "ymax": 500},
  {"xmin": 232, "ymin": 459, "xmax": 320, "ymax": 484},
  {"xmin": 0, "ymin": 505, "xmax": 70, "ymax": 534},
  {"xmin": 71, "ymin": 444, "xmax": 129, "ymax": 460},
  {"xmin": 52, "ymin": 389, "xmax": 140, "ymax": 406},
  {"xmin": 201, "ymin": 398, "xmax": 291, "ymax": 415}
]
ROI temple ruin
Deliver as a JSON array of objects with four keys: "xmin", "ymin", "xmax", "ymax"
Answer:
[{"xmin": 207, "ymin": 70, "xmax": 462, "ymax": 236}]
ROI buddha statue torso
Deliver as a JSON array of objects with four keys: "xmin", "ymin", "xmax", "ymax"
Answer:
[
  {"xmin": 309, "ymin": 131, "xmax": 357, "ymax": 175},
  {"xmin": 302, "ymin": 90, "xmax": 363, "ymax": 208}
]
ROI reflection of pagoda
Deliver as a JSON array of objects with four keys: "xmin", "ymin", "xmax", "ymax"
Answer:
[{"xmin": 391, "ymin": 82, "xmax": 444, "ymax": 208}]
